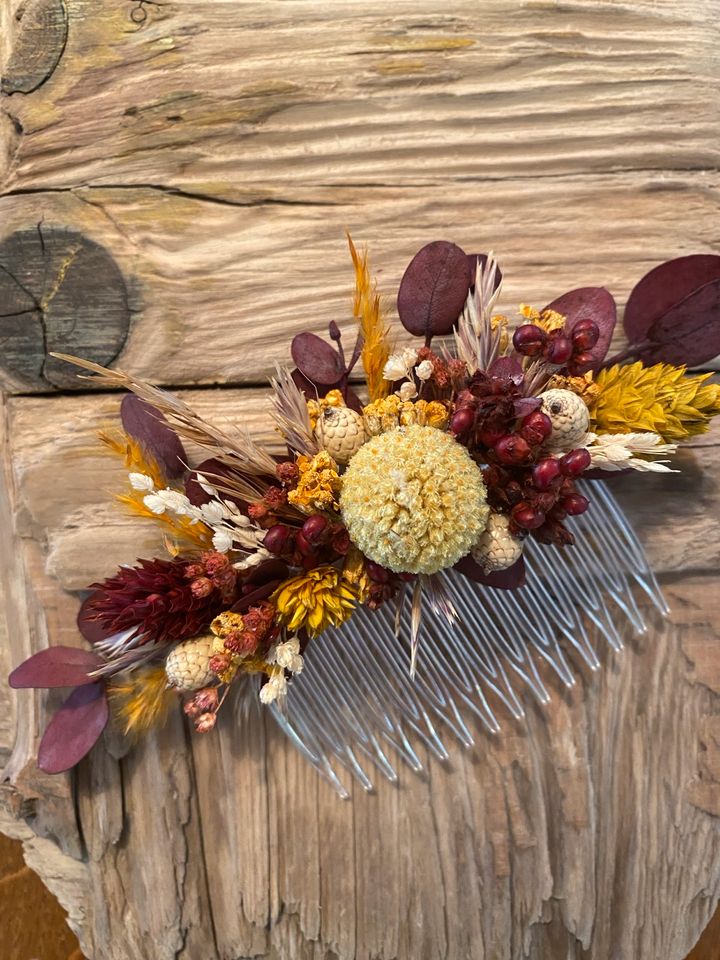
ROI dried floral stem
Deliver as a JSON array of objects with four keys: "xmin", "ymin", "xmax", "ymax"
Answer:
[
  {"xmin": 347, "ymin": 233, "xmax": 392, "ymax": 401},
  {"xmin": 269, "ymin": 364, "xmax": 318, "ymax": 456},
  {"xmin": 52, "ymin": 353, "xmax": 278, "ymax": 477}
]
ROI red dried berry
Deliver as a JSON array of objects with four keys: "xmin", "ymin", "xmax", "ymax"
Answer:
[
  {"xmin": 568, "ymin": 351, "xmax": 595, "ymax": 373},
  {"xmin": 366, "ymin": 561, "xmax": 390, "ymax": 583},
  {"xmin": 511, "ymin": 502, "xmax": 546, "ymax": 530},
  {"xmin": 532, "ymin": 457, "xmax": 561, "ymax": 490},
  {"xmin": 513, "ymin": 324, "xmax": 547, "ymax": 357},
  {"xmin": 302, "ymin": 514, "xmax": 329, "ymax": 544},
  {"xmin": 494, "ymin": 435, "xmax": 532, "ymax": 466},
  {"xmin": 449, "ymin": 407, "xmax": 475, "ymax": 437},
  {"xmin": 571, "ymin": 319, "xmax": 600, "ymax": 351},
  {"xmin": 189, "ymin": 577, "xmax": 214, "ymax": 599},
  {"xmin": 520, "ymin": 410, "xmax": 553, "ymax": 446},
  {"xmin": 263, "ymin": 524, "xmax": 292, "ymax": 555},
  {"xmin": 546, "ymin": 336, "xmax": 573, "ymax": 364},
  {"xmin": 562, "ymin": 493, "xmax": 590, "ymax": 515},
  {"xmin": 559, "ymin": 449, "xmax": 591, "ymax": 477},
  {"xmin": 295, "ymin": 531, "xmax": 315, "ymax": 557}
]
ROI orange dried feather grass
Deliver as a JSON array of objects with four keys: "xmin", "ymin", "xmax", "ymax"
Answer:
[
  {"xmin": 109, "ymin": 665, "xmax": 176, "ymax": 737},
  {"xmin": 347, "ymin": 233, "xmax": 392, "ymax": 402},
  {"xmin": 99, "ymin": 429, "xmax": 214, "ymax": 551}
]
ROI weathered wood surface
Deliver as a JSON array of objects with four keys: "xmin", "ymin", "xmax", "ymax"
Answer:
[{"xmin": 1, "ymin": 1, "xmax": 720, "ymax": 958}]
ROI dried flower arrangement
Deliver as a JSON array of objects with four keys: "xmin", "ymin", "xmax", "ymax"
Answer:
[{"xmin": 9, "ymin": 238, "xmax": 720, "ymax": 777}]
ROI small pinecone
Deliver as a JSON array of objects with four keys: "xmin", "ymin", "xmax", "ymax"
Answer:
[
  {"xmin": 471, "ymin": 512, "xmax": 523, "ymax": 573},
  {"xmin": 165, "ymin": 635, "xmax": 216, "ymax": 692},
  {"xmin": 314, "ymin": 407, "xmax": 366, "ymax": 465},
  {"xmin": 539, "ymin": 388, "xmax": 589, "ymax": 452}
]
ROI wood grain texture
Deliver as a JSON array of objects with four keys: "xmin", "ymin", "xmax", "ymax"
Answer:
[
  {"xmin": 0, "ymin": 0, "xmax": 719, "ymax": 390},
  {"xmin": 2, "ymin": 0, "xmax": 720, "ymax": 957}
]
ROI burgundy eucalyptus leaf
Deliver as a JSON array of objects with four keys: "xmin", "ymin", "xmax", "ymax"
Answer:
[
  {"xmin": 637, "ymin": 278, "xmax": 720, "ymax": 367},
  {"xmin": 466, "ymin": 253, "xmax": 503, "ymax": 291},
  {"xmin": 454, "ymin": 555, "xmax": 526, "ymax": 590},
  {"xmin": 120, "ymin": 395, "xmax": 187, "ymax": 480},
  {"xmin": 231, "ymin": 581, "xmax": 282, "ymax": 613},
  {"xmin": 344, "ymin": 386, "xmax": 363, "ymax": 414},
  {"xmin": 544, "ymin": 288, "xmax": 617, "ymax": 369},
  {"xmin": 291, "ymin": 332, "xmax": 346, "ymax": 386},
  {"xmin": 38, "ymin": 682, "xmax": 108, "ymax": 774},
  {"xmin": 78, "ymin": 592, "xmax": 116, "ymax": 645},
  {"xmin": 9, "ymin": 646, "xmax": 103, "ymax": 689},
  {"xmin": 623, "ymin": 254, "xmax": 720, "ymax": 354},
  {"xmin": 244, "ymin": 559, "xmax": 289, "ymax": 586},
  {"xmin": 397, "ymin": 241, "xmax": 471, "ymax": 340},
  {"xmin": 513, "ymin": 397, "xmax": 541, "ymax": 418},
  {"xmin": 488, "ymin": 356, "xmax": 524, "ymax": 385}
]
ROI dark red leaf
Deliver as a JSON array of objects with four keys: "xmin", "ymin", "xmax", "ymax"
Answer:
[
  {"xmin": 466, "ymin": 253, "xmax": 502, "ymax": 291},
  {"xmin": 397, "ymin": 241, "xmax": 471, "ymax": 339},
  {"xmin": 77, "ymin": 592, "xmax": 116, "ymax": 645},
  {"xmin": 638, "ymin": 278, "xmax": 720, "ymax": 367},
  {"xmin": 513, "ymin": 397, "xmax": 541, "ymax": 418},
  {"xmin": 38, "ymin": 682, "xmax": 108, "ymax": 774},
  {"xmin": 9, "ymin": 646, "xmax": 103, "ymax": 689},
  {"xmin": 624, "ymin": 254, "xmax": 720, "ymax": 352},
  {"xmin": 231, "ymin": 581, "xmax": 282, "ymax": 613},
  {"xmin": 245, "ymin": 559, "xmax": 289, "ymax": 586},
  {"xmin": 291, "ymin": 333, "xmax": 345, "ymax": 386},
  {"xmin": 121, "ymin": 395, "xmax": 187, "ymax": 479},
  {"xmin": 544, "ymin": 288, "xmax": 617, "ymax": 369},
  {"xmin": 344, "ymin": 386, "xmax": 363, "ymax": 414},
  {"xmin": 488, "ymin": 356, "xmax": 524, "ymax": 385},
  {"xmin": 454, "ymin": 555, "xmax": 526, "ymax": 590}
]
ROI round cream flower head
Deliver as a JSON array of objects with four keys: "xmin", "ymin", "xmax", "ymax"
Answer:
[{"xmin": 340, "ymin": 424, "xmax": 489, "ymax": 575}]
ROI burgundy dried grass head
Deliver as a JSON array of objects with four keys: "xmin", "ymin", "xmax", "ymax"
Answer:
[{"xmin": 88, "ymin": 558, "xmax": 227, "ymax": 646}]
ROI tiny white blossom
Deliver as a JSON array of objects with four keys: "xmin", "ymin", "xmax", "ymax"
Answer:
[
  {"xmin": 158, "ymin": 489, "xmax": 195, "ymax": 515},
  {"xmin": 129, "ymin": 473, "xmax": 155, "ymax": 491},
  {"xmin": 259, "ymin": 670, "xmax": 288, "ymax": 704},
  {"xmin": 383, "ymin": 347, "xmax": 419, "ymax": 382},
  {"xmin": 143, "ymin": 493, "xmax": 167, "ymax": 514},
  {"xmin": 415, "ymin": 359, "xmax": 434, "ymax": 381},
  {"xmin": 212, "ymin": 528, "xmax": 234, "ymax": 553},
  {"xmin": 274, "ymin": 638, "xmax": 304, "ymax": 674},
  {"xmin": 398, "ymin": 381, "xmax": 418, "ymax": 401},
  {"xmin": 200, "ymin": 500, "xmax": 226, "ymax": 524}
]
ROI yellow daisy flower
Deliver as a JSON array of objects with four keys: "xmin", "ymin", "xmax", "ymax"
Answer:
[{"xmin": 273, "ymin": 566, "xmax": 357, "ymax": 636}]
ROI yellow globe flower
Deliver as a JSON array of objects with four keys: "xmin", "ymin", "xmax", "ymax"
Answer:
[{"xmin": 340, "ymin": 424, "xmax": 489, "ymax": 575}]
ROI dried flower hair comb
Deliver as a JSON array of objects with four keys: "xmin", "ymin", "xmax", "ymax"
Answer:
[{"xmin": 9, "ymin": 238, "xmax": 720, "ymax": 796}]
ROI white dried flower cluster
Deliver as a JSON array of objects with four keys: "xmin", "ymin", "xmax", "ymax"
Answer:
[
  {"xmin": 129, "ymin": 472, "xmax": 267, "ymax": 557},
  {"xmin": 260, "ymin": 638, "xmax": 304, "ymax": 704},
  {"xmin": 271, "ymin": 637, "xmax": 304, "ymax": 674},
  {"xmin": 259, "ymin": 669, "xmax": 287, "ymax": 704},
  {"xmin": 415, "ymin": 359, "xmax": 434, "ymax": 381},
  {"xmin": 382, "ymin": 347, "xmax": 419, "ymax": 382},
  {"xmin": 398, "ymin": 381, "xmax": 418, "ymax": 401},
  {"xmin": 584, "ymin": 432, "xmax": 679, "ymax": 473}
]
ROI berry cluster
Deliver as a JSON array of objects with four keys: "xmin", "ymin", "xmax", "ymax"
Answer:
[
  {"xmin": 485, "ymin": 446, "xmax": 590, "ymax": 546},
  {"xmin": 263, "ymin": 513, "xmax": 350, "ymax": 570},
  {"xmin": 512, "ymin": 319, "xmax": 600, "ymax": 374}
]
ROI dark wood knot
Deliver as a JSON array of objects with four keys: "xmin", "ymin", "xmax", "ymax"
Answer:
[
  {"xmin": 1, "ymin": 0, "xmax": 69, "ymax": 95},
  {"xmin": 0, "ymin": 225, "xmax": 131, "ymax": 391}
]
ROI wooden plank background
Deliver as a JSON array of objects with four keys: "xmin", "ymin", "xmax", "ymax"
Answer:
[{"xmin": 1, "ymin": 1, "xmax": 720, "ymax": 958}]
